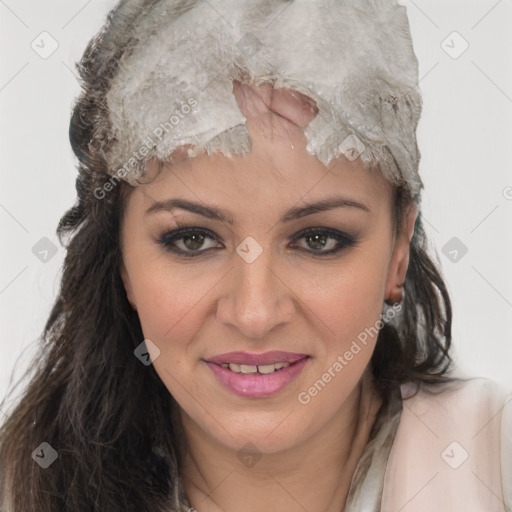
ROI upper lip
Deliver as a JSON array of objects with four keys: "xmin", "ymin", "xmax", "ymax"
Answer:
[{"xmin": 205, "ymin": 351, "xmax": 309, "ymax": 366}]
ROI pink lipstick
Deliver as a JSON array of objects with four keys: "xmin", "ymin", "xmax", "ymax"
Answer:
[{"xmin": 204, "ymin": 351, "xmax": 310, "ymax": 398}]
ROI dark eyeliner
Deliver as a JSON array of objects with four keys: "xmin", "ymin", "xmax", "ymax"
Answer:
[
  {"xmin": 289, "ymin": 227, "xmax": 358, "ymax": 256},
  {"xmin": 157, "ymin": 225, "xmax": 358, "ymax": 258},
  {"xmin": 158, "ymin": 225, "xmax": 221, "ymax": 258}
]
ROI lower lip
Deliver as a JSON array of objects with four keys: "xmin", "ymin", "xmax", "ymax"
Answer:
[{"xmin": 205, "ymin": 357, "xmax": 309, "ymax": 398}]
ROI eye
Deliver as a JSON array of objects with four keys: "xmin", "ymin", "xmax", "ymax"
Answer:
[
  {"xmin": 289, "ymin": 227, "xmax": 358, "ymax": 256},
  {"xmin": 158, "ymin": 226, "xmax": 222, "ymax": 257},
  {"xmin": 157, "ymin": 225, "xmax": 358, "ymax": 258}
]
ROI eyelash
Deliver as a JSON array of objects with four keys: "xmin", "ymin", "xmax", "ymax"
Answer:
[{"xmin": 157, "ymin": 223, "xmax": 359, "ymax": 258}]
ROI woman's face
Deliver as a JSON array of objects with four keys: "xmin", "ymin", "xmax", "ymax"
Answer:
[{"xmin": 120, "ymin": 85, "xmax": 416, "ymax": 455}]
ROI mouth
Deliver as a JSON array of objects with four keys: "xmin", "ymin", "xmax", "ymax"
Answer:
[
  {"xmin": 218, "ymin": 361, "xmax": 295, "ymax": 374},
  {"xmin": 204, "ymin": 350, "xmax": 308, "ymax": 366},
  {"xmin": 203, "ymin": 351, "xmax": 310, "ymax": 397}
]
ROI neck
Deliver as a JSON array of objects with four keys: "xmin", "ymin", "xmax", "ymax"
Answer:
[{"xmin": 179, "ymin": 369, "xmax": 383, "ymax": 512}]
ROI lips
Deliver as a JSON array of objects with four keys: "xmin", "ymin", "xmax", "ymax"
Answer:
[
  {"xmin": 205, "ymin": 350, "xmax": 308, "ymax": 366},
  {"xmin": 204, "ymin": 354, "xmax": 310, "ymax": 398}
]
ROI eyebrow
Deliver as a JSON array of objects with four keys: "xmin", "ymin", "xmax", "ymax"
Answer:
[{"xmin": 145, "ymin": 196, "xmax": 371, "ymax": 224}]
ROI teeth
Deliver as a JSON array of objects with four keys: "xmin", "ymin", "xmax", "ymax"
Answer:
[
  {"xmin": 257, "ymin": 364, "xmax": 277, "ymax": 374},
  {"xmin": 240, "ymin": 364, "xmax": 258, "ymax": 374},
  {"xmin": 223, "ymin": 362, "xmax": 292, "ymax": 374}
]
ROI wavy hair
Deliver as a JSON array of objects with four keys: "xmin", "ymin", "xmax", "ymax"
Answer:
[{"xmin": 0, "ymin": 1, "xmax": 455, "ymax": 510}]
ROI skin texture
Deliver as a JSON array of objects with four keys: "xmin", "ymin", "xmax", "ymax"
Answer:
[{"xmin": 120, "ymin": 82, "xmax": 418, "ymax": 512}]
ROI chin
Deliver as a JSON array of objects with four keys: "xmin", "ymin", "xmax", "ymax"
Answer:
[{"xmin": 198, "ymin": 407, "xmax": 313, "ymax": 455}]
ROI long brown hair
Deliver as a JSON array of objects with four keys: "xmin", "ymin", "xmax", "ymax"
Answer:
[{"xmin": 0, "ymin": 2, "xmax": 454, "ymax": 510}]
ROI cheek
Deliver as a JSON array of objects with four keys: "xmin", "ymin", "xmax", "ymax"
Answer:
[
  {"xmin": 127, "ymin": 259, "xmax": 220, "ymax": 349},
  {"xmin": 289, "ymin": 252, "xmax": 388, "ymax": 420},
  {"xmin": 129, "ymin": 236, "xmax": 390, "ymax": 352},
  {"xmin": 130, "ymin": 265, "xmax": 212, "ymax": 400},
  {"xmin": 297, "ymin": 248, "xmax": 390, "ymax": 349}
]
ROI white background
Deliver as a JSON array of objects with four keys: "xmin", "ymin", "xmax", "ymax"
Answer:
[{"xmin": 1, "ymin": 0, "xmax": 511, "ymax": 420}]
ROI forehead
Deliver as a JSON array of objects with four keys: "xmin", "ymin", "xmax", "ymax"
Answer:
[{"xmin": 127, "ymin": 145, "xmax": 393, "ymax": 225}]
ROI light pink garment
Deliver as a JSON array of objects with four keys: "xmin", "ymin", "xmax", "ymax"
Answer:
[{"xmin": 381, "ymin": 378, "xmax": 512, "ymax": 512}]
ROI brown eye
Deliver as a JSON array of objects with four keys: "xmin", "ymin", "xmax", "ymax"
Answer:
[
  {"xmin": 181, "ymin": 232, "xmax": 207, "ymax": 251},
  {"xmin": 159, "ymin": 227, "xmax": 221, "ymax": 257},
  {"xmin": 290, "ymin": 227, "xmax": 358, "ymax": 256},
  {"xmin": 303, "ymin": 233, "xmax": 331, "ymax": 251},
  {"xmin": 158, "ymin": 225, "xmax": 358, "ymax": 259}
]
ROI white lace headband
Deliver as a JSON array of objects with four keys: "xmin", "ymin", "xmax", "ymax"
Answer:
[{"xmin": 100, "ymin": 0, "xmax": 424, "ymax": 198}]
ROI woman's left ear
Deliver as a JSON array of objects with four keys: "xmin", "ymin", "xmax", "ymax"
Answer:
[{"xmin": 385, "ymin": 204, "xmax": 419, "ymax": 303}]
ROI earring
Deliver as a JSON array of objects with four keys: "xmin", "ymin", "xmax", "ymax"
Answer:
[{"xmin": 385, "ymin": 282, "xmax": 404, "ymax": 305}]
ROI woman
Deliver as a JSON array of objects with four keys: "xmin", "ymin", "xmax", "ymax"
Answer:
[{"xmin": 0, "ymin": 1, "xmax": 510, "ymax": 511}]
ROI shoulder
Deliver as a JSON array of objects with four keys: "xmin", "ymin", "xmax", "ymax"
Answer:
[{"xmin": 381, "ymin": 377, "xmax": 512, "ymax": 512}]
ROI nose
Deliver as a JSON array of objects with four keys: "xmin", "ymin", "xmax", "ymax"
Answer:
[{"xmin": 216, "ymin": 245, "xmax": 296, "ymax": 339}]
